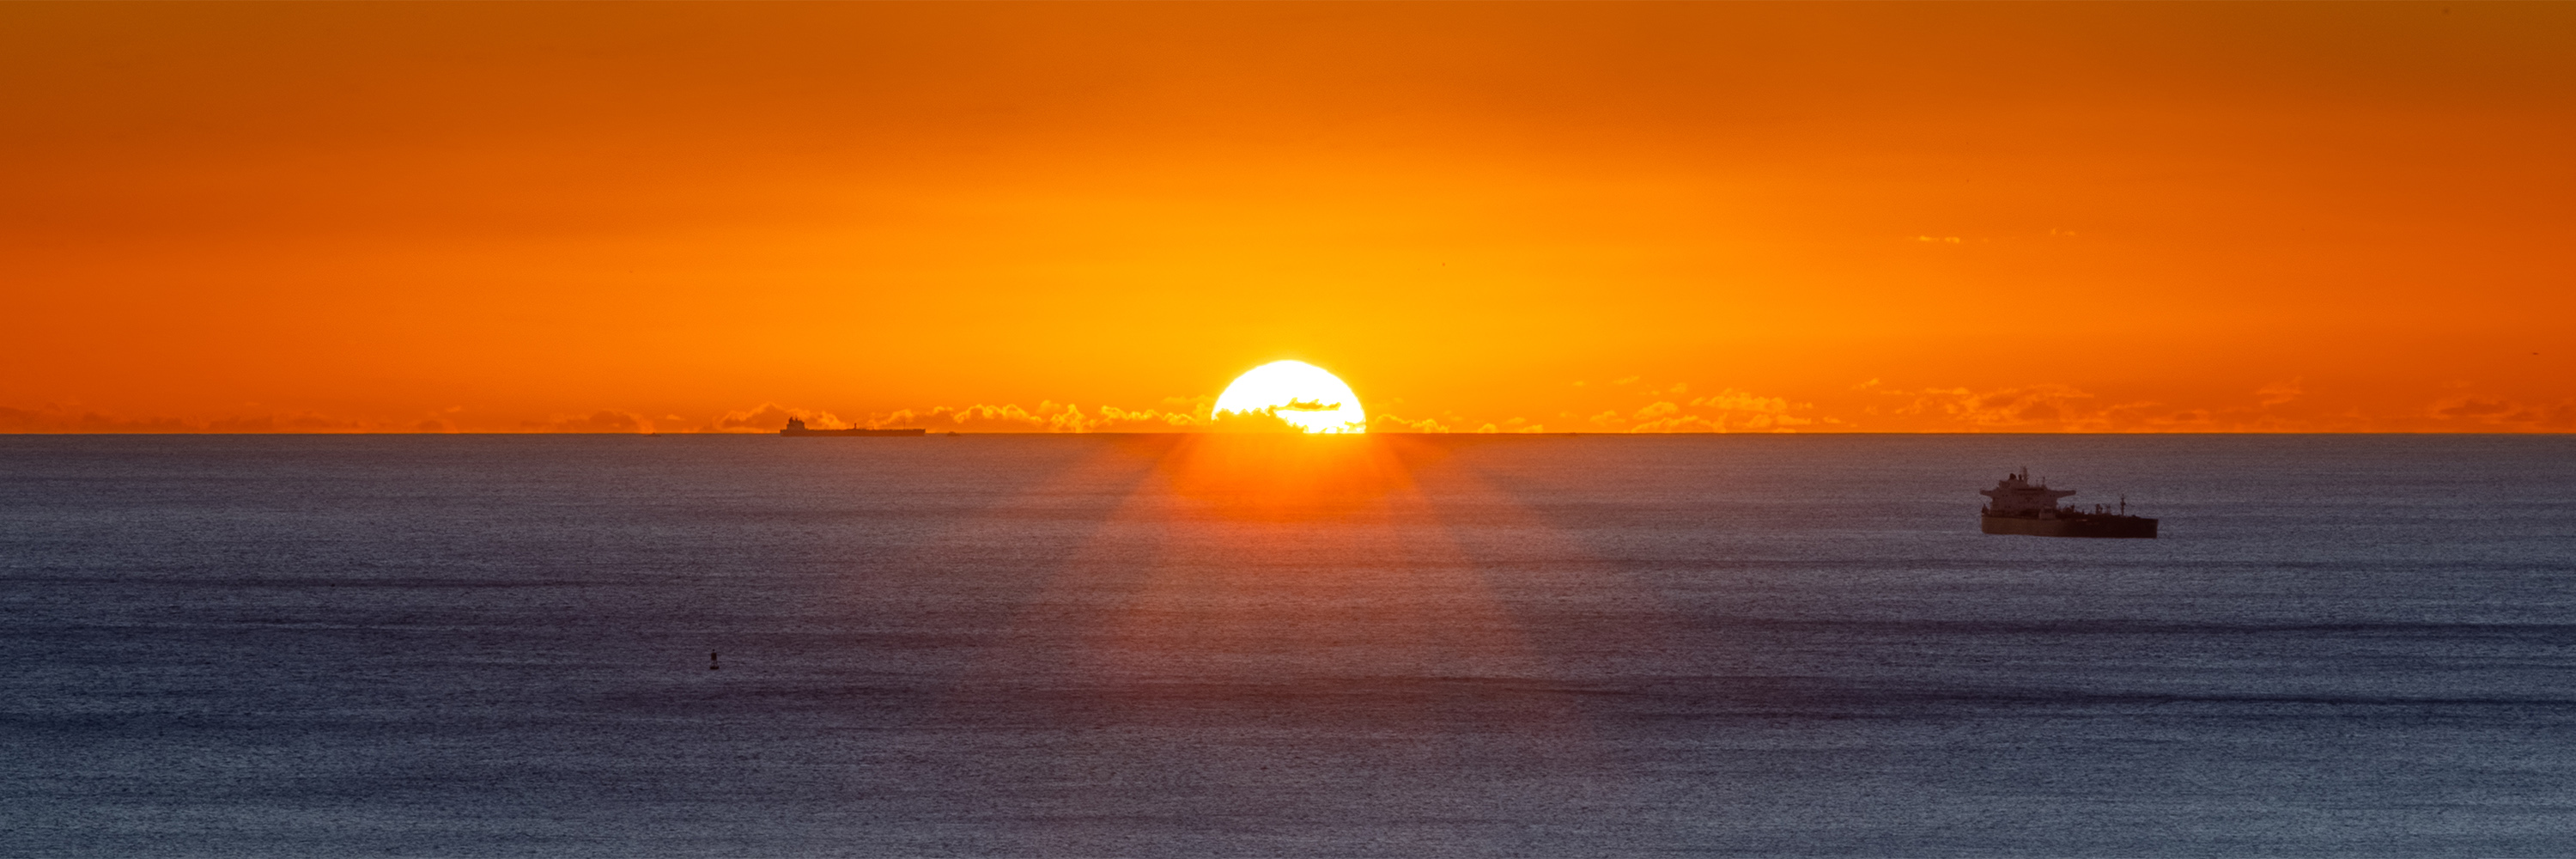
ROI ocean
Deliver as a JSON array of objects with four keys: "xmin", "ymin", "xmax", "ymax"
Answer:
[{"xmin": 4, "ymin": 434, "xmax": 2573, "ymax": 856}]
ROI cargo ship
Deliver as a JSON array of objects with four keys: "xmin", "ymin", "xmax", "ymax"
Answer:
[
  {"xmin": 1978, "ymin": 467, "xmax": 2156, "ymax": 539},
  {"xmin": 780, "ymin": 417, "xmax": 925, "ymax": 437}
]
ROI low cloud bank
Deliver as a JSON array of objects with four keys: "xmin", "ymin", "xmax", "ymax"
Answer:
[
  {"xmin": 0, "ymin": 405, "xmax": 379, "ymax": 433},
  {"xmin": 1582, "ymin": 387, "xmax": 1821, "ymax": 433},
  {"xmin": 710, "ymin": 404, "xmax": 849, "ymax": 434},
  {"xmin": 1371, "ymin": 413, "xmax": 1453, "ymax": 433},
  {"xmin": 6, "ymin": 384, "xmax": 2570, "ymax": 435},
  {"xmin": 1850, "ymin": 383, "xmax": 2576, "ymax": 432},
  {"xmin": 526, "ymin": 411, "xmax": 659, "ymax": 434},
  {"xmin": 866, "ymin": 402, "xmax": 1201, "ymax": 433},
  {"xmin": 2429, "ymin": 397, "xmax": 2576, "ymax": 430}
]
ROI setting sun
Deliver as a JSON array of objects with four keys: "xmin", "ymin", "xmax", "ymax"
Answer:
[
  {"xmin": 1212, "ymin": 361, "xmax": 1367, "ymax": 434},
  {"xmin": 9, "ymin": 7, "xmax": 2574, "ymax": 856}
]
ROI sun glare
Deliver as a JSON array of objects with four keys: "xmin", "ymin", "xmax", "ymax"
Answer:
[{"xmin": 1212, "ymin": 361, "xmax": 1368, "ymax": 434}]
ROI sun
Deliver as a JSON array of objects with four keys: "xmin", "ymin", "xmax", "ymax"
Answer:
[{"xmin": 1212, "ymin": 361, "xmax": 1368, "ymax": 434}]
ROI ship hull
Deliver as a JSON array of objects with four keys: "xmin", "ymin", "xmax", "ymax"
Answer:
[
  {"xmin": 780, "ymin": 428, "xmax": 927, "ymax": 437},
  {"xmin": 1981, "ymin": 515, "xmax": 2157, "ymax": 539}
]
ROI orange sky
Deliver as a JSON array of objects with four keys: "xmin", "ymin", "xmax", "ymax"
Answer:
[{"xmin": 4, "ymin": 3, "xmax": 2570, "ymax": 433}]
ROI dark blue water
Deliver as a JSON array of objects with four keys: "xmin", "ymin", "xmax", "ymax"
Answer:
[{"xmin": 5, "ymin": 435, "xmax": 2574, "ymax": 856}]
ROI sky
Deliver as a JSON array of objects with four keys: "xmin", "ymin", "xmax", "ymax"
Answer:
[{"xmin": 3, "ymin": 3, "xmax": 2571, "ymax": 433}]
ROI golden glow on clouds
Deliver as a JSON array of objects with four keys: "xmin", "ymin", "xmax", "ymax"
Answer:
[{"xmin": 1213, "ymin": 362, "xmax": 1367, "ymax": 434}]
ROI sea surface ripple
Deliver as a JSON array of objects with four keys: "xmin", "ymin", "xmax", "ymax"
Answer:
[{"xmin": 4, "ymin": 434, "xmax": 2573, "ymax": 856}]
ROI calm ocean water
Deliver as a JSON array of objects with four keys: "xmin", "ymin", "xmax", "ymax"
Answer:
[{"xmin": 4, "ymin": 434, "xmax": 2574, "ymax": 856}]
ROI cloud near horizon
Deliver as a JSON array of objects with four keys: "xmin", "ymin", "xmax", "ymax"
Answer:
[
  {"xmin": 4, "ymin": 382, "xmax": 2571, "ymax": 435},
  {"xmin": 1579, "ymin": 387, "xmax": 1820, "ymax": 433},
  {"xmin": 865, "ymin": 402, "xmax": 1202, "ymax": 433},
  {"xmin": 0, "ymin": 405, "xmax": 381, "ymax": 434},
  {"xmin": 526, "ymin": 411, "xmax": 660, "ymax": 434}
]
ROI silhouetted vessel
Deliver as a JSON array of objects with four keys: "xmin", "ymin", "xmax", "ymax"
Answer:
[
  {"xmin": 780, "ymin": 417, "xmax": 925, "ymax": 437},
  {"xmin": 1979, "ymin": 468, "xmax": 2156, "ymax": 539}
]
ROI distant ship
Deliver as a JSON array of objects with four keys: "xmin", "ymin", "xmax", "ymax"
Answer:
[
  {"xmin": 1979, "ymin": 467, "xmax": 2157, "ymax": 539},
  {"xmin": 779, "ymin": 417, "xmax": 925, "ymax": 437}
]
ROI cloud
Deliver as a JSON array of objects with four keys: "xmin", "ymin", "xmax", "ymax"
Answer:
[
  {"xmin": 0, "ymin": 405, "xmax": 374, "ymax": 433},
  {"xmin": 711, "ymin": 403, "xmax": 847, "ymax": 433},
  {"xmin": 1568, "ymin": 386, "xmax": 1815, "ymax": 433},
  {"xmin": 0, "ymin": 406, "xmax": 191, "ymax": 433},
  {"xmin": 729, "ymin": 398, "xmax": 1418, "ymax": 434},
  {"xmin": 1859, "ymin": 383, "xmax": 2369, "ymax": 432},
  {"xmin": 527, "ymin": 411, "xmax": 654, "ymax": 434},
  {"xmin": 1094, "ymin": 404, "xmax": 1204, "ymax": 430},
  {"xmin": 1467, "ymin": 419, "xmax": 1549, "ymax": 433},
  {"xmin": 1875, "ymin": 384, "xmax": 2097, "ymax": 430},
  {"xmin": 1206, "ymin": 407, "xmax": 1321, "ymax": 432},
  {"xmin": 1370, "ymin": 412, "xmax": 1451, "ymax": 433},
  {"xmin": 866, "ymin": 401, "xmax": 1204, "ymax": 433},
  {"xmin": 2257, "ymin": 380, "xmax": 2303, "ymax": 406},
  {"xmin": 2431, "ymin": 397, "xmax": 2575, "ymax": 429},
  {"xmin": 1689, "ymin": 389, "xmax": 1792, "ymax": 413}
]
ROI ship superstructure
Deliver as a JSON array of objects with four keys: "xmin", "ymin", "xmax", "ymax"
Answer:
[
  {"xmin": 1978, "ymin": 467, "xmax": 2156, "ymax": 539},
  {"xmin": 780, "ymin": 417, "xmax": 927, "ymax": 437}
]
